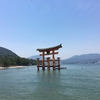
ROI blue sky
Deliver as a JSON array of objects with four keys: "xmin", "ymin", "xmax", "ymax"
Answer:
[{"xmin": 0, "ymin": 0, "xmax": 100, "ymax": 59}]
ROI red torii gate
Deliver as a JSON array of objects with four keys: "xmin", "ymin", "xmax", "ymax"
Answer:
[{"xmin": 36, "ymin": 44, "xmax": 62, "ymax": 70}]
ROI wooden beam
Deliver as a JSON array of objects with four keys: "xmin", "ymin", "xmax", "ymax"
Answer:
[
  {"xmin": 37, "ymin": 44, "xmax": 62, "ymax": 52},
  {"xmin": 40, "ymin": 52, "xmax": 58, "ymax": 56},
  {"xmin": 38, "ymin": 59, "xmax": 60, "ymax": 62}
]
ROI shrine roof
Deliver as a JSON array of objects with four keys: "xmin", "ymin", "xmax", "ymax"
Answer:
[{"xmin": 37, "ymin": 44, "xmax": 62, "ymax": 52}]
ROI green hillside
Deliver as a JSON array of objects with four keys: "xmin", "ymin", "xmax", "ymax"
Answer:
[
  {"xmin": 0, "ymin": 47, "xmax": 36, "ymax": 67},
  {"xmin": 0, "ymin": 47, "xmax": 18, "ymax": 58}
]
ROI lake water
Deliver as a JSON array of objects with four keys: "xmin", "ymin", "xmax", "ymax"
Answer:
[{"xmin": 0, "ymin": 64, "xmax": 100, "ymax": 100}]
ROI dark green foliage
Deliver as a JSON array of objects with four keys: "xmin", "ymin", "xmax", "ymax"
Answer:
[
  {"xmin": 0, "ymin": 56, "xmax": 36, "ymax": 67},
  {"xmin": 0, "ymin": 46, "xmax": 37, "ymax": 67}
]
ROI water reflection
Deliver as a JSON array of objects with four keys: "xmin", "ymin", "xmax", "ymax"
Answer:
[{"xmin": 32, "ymin": 70, "xmax": 64, "ymax": 100}]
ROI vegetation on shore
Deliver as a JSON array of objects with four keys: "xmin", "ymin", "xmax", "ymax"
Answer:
[{"xmin": 0, "ymin": 56, "xmax": 36, "ymax": 67}]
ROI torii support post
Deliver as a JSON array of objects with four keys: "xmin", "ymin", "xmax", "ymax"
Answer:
[
  {"xmin": 47, "ymin": 57, "xmax": 50, "ymax": 70},
  {"xmin": 52, "ymin": 50, "xmax": 55, "ymax": 70},
  {"xmin": 42, "ymin": 51, "xmax": 45, "ymax": 70},
  {"xmin": 57, "ymin": 57, "xmax": 60, "ymax": 70},
  {"xmin": 37, "ymin": 58, "xmax": 40, "ymax": 70}
]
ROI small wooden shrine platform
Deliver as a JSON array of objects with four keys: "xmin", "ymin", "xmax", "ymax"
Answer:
[{"xmin": 36, "ymin": 44, "xmax": 62, "ymax": 70}]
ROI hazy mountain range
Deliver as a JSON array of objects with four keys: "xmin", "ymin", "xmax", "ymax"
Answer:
[
  {"xmin": 61, "ymin": 53, "xmax": 100, "ymax": 64},
  {"xmin": 29, "ymin": 53, "xmax": 100, "ymax": 64},
  {"xmin": 28, "ymin": 55, "xmax": 43, "ymax": 60}
]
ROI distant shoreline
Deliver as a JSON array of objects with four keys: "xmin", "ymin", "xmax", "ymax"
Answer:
[{"xmin": 0, "ymin": 66, "xmax": 25, "ymax": 70}]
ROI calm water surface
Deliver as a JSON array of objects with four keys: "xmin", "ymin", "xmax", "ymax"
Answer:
[{"xmin": 0, "ymin": 64, "xmax": 100, "ymax": 100}]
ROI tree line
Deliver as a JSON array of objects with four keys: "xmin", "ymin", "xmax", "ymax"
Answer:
[{"xmin": 0, "ymin": 56, "xmax": 37, "ymax": 67}]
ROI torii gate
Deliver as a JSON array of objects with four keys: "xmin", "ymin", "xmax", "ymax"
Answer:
[{"xmin": 36, "ymin": 44, "xmax": 62, "ymax": 70}]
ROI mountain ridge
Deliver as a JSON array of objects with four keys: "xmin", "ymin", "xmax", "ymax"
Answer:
[
  {"xmin": 0, "ymin": 46, "xmax": 18, "ymax": 58},
  {"xmin": 62, "ymin": 53, "xmax": 100, "ymax": 64}
]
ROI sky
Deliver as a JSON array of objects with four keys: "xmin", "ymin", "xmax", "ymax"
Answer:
[{"xmin": 0, "ymin": 0, "xmax": 100, "ymax": 59}]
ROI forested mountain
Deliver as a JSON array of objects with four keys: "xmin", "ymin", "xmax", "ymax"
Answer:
[
  {"xmin": 0, "ymin": 47, "xmax": 18, "ymax": 58},
  {"xmin": 0, "ymin": 47, "xmax": 36, "ymax": 67}
]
